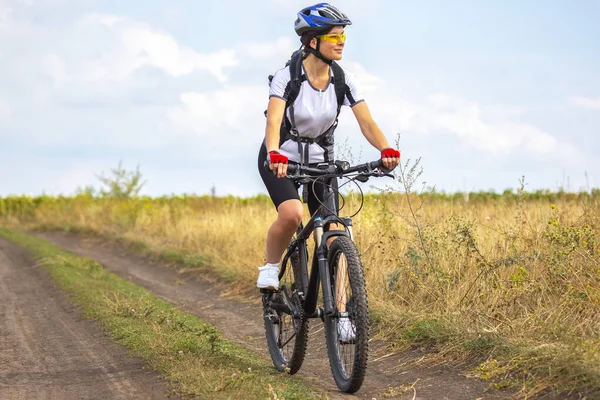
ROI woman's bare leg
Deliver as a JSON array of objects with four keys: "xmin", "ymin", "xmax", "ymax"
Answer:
[{"xmin": 265, "ymin": 199, "xmax": 303, "ymax": 264}]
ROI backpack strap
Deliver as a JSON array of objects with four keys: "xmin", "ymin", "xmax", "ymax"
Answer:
[
  {"xmin": 284, "ymin": 51, "xmax": 310, "ymax": 165},
  {"xmin": 264, "ymin": 49, "xmax": 304, "ymax": 118},
  {"xmin": 286, "ymin": 50, "xmax": 304, "ymax": 106},
  {"xmin": 286, "ymin": 50, "xmax": 304, "ymax": 137},
  {"xmin": 330, "ymin": 61, "xmax": 346, "ymax": 118}
]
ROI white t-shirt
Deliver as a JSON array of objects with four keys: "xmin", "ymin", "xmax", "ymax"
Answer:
[{"xmin": 269, "ymin": 63, "xmax": 364, "ymax": 164}]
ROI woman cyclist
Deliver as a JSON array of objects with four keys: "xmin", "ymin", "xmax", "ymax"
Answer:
[{"xmin": 257, "ymin": 3, "xmax": 400, "ymax": 295}]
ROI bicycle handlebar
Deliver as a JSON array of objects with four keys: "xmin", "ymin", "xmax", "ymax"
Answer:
[
  {"xmin": 263, "ymin": 159, "xmax": 392, "ymax": 180},
  {"xmin": 287, "ymin": 160, "xmax": 383, "ymax": 176}
]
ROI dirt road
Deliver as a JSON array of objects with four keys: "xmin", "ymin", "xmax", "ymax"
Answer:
[
  {"xmin": 35, "ymin": 231, "xmax": 521, "ymax": 400},
  {"xmin": 0, "ymin": 238, "xmax": 174, "ymax": 400}
]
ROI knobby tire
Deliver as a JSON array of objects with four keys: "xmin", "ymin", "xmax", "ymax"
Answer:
[
  {"xmin": 263, "ymin": 247, "xmax": 309, "ymax": 374},
  {"xmin": 324, "ymin": 236, "xmax": 369, "ymax": 393}
]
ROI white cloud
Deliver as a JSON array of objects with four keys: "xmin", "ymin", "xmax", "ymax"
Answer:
[
  {"xmin": 569, "ymin": 96, "xmax": 600, "ymax": 110},
  {"xmin": 40, "ymin": 53, "xmax": 68, "ymax": 88},
  {"xmin": 363, "ymin": 91, "xmax": 570, "ymax": 157},
  {"xmin": 424, "ymin": 94, "xmax": 559, "ymax": 155},
  {"xmin": 1, "ymin": 8, "xmax": 241, "ymax": 114},
  {"xmin": 0, "ymin": 98, "xmax": 10, "ymax": 119},
  {"xmin": 0, "ymin": 8, "xmax": 245, "ymax": 148},
  {"xmin": 166, "ymin": 85, "xmax": 267, "ymax": 147},
  {"xmin": 0, "ymin": 5, "xmax": 11, "ymax": 24},
  {"xmin": 341, "ymin": 60, "xmax": 385, "ymax": 93},
  {"xmin": 242, "ymin": 36, "xmax": 296, "ymax": 61},
  {"xmin": 78, "ymin": 13, "xmax": 238, "ymax": 83}
]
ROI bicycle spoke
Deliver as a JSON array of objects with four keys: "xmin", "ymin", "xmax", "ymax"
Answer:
[{"xmin": 280, "ymin": 329, "xmax": 297, "ymax": 348}]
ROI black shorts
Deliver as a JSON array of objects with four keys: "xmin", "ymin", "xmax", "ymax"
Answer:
[{"xmin": 258, "ymin": 142, "xmax": 339, "ymax": 218}]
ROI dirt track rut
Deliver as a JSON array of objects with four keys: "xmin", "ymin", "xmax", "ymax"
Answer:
[
  {"xmin": 35, "ymin": 231, "xmax": 521, "ymax": 400},
  {"xmin": 0, "ymin": 238, "xmax": 174, "ymax": 400}
]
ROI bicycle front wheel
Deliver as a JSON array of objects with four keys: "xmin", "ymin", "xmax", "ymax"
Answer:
[
  {"xmin": 324, "ymin": 236, "xmax": 369, "ymax": 393},
  {"xmin": 263, "ymin": 248, "xmax": 309, "ymax": 374}
]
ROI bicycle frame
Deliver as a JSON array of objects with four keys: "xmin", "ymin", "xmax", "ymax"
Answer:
[{"xmin": 280, "ymin": 202, "xmax": 353, "ymax": 319}]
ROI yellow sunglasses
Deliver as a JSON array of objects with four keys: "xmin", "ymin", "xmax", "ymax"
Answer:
[{"xmin": 317, "ymin": 32, "xmax": 347, "ymax": 43}]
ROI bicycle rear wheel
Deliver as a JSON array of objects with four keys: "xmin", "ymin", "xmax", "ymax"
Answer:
[
  {"xmin": 263, "ymin": 248, "xmax": 309, "ymax": 374},
  {"xmin": 324, "ymin": 236, "xmax": 369, "ymax": 393}
]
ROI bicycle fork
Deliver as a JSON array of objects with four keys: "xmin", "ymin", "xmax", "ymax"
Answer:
[{"xmin": 303, "ymin": 216, "xmax": 350, "ymax": 317}]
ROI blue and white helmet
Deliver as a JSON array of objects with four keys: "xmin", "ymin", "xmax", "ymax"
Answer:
[{"xmin": 294, "ymin": 3, "xmax": 352, "ymax": 36}]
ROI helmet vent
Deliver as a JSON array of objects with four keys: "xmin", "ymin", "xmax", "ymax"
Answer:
[{"xmin": 294, "ymin": 4, "xmax": 352, "ymax": 36}]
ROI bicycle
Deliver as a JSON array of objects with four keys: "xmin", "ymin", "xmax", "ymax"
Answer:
[{"xmin": 261, "ymin": 158, "xmax": 392, "ymax": 393}]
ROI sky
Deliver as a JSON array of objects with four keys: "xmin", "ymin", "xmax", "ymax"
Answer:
[{"xmin": 1, "ymin": 0, "xmax": 599, "ymax": 197}]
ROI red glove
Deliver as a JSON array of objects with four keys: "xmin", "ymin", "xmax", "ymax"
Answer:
[
  {"xmin": 381, "ymin": 148, "xmax": 400, "ymax": 159},
  {"xmin": 268, "ymin": 150, "xmax": 288, "ymax": 164}
]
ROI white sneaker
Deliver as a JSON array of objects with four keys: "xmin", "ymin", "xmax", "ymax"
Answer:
[
  {"xmin": 256, "ymin": 264, "xmax": 280, "ymax": 290},
  {"xmin": 338, "ymin": 312, "xmax": 356, "ymax": 343}
]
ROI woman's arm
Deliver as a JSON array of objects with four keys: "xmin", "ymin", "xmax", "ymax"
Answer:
[
  {"xmin": 265, "ymin": 97, "xmax": 286, "ymax": 152},
  {"xmin": 351, "ymin": 101, "xmax": 400, "ymax": 169},
  {"xmin": 351, "ymin": 101, "xmax": 390, "ymax": 149},
  {"xmin": 265, "ymin": 97, "xmax": 288, "ymax": 177}
]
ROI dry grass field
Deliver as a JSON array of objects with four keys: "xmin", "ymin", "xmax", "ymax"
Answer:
[{"xmin": 2, "ymin": 177, "xmax": 599, "ymax": 397}]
